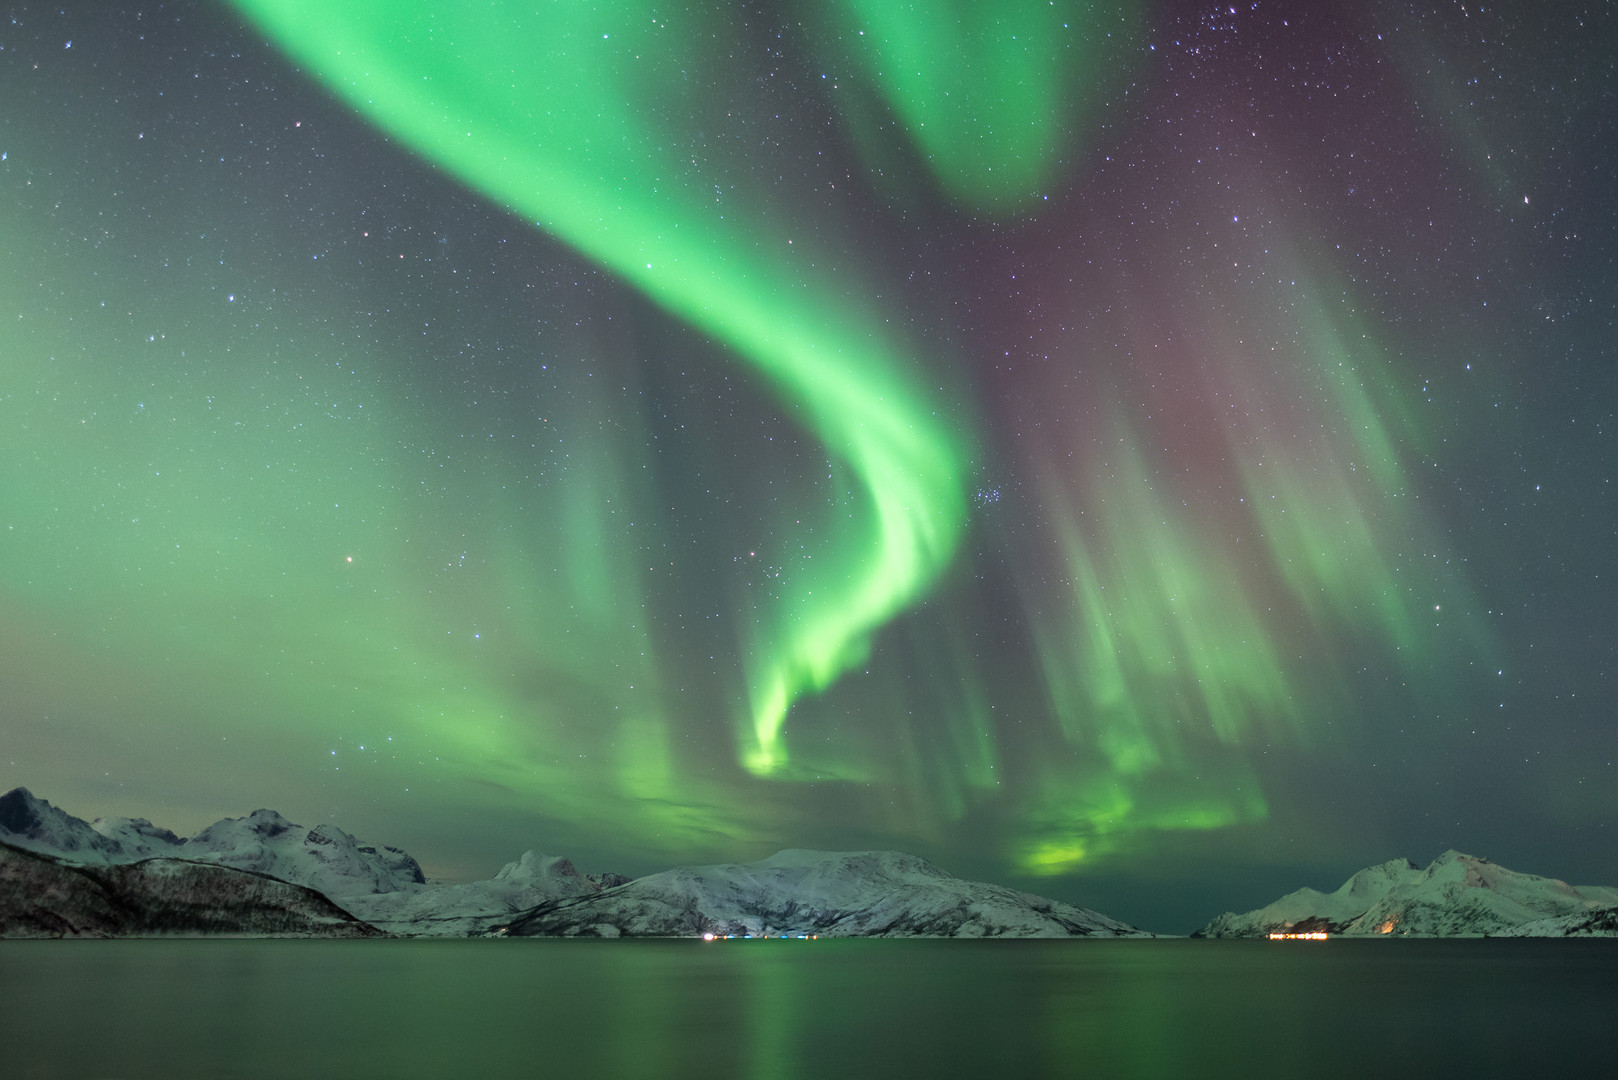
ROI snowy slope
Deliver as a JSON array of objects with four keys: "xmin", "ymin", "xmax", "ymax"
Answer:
[
  {"xmin": 91, "ymin": 815, "xmax": 185, "ymax": 858},
  {"xmin": 343, "ymin": 850, "xmax": 628, "ymax": 936},
  {"xmin": 0, "ymin": 840, "xmax": 382, "ymax": 938},
  {"xmin": 1501, "ymin": 906, "xmax": 1618, "ymax": 938},
  {"xmin": 0, "ymin": 788, "xmax": 425, "ymax": 898},
  {"xmin": 1346, "ymin": 852, "xmax": 1618, "ymax": 936},
  {"xmin": 507, "ymin": 849, "xmax": 1151, "ymax": 939},
  {"xmin": 0, "ymin": 788, "xmax": 127, "ymax": 863},
  {"xmin": 1196, "ymin": 851, "xmax": 1618, "ymax": 937},
  {"xmin": 1195, "ymin": 858, "xmax": 1422, "ymax": 937},
  {"xmin": 179, "ymin": 809, "xmax": 425, "ymax": 898}
]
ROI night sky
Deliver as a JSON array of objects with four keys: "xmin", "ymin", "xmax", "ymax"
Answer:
[{"xmin": 2, "ymin": 1, "xmax": 1613, "ymax": 932}]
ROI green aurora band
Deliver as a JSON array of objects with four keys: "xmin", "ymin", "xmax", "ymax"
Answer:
[
  {"xmin": 0, "ymin": 1, "xmax": 1497, "ymax": 881},
  {"xmin": 226, "ymin": 0, "xmax": 995, "ymax": 778},
  {"xmin": 225, "ymin": 0, "xmax": 1142, "ymax": 787},
  {"xmin": 824, "ymin": 0, "xmax": 1119, "ymax": 211}
]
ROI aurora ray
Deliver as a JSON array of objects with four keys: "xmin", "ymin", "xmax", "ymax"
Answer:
[{"xmin": 226, "ymin": 0, "xmax": 978, "ymax": 775}]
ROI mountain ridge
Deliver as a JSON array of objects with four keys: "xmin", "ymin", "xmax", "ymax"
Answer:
[
  {"xmin": 1196, "ymin": 850, "xmax": 1618, "ymax": 937},
  {"xmin": 0, "ymin": 787, "xmax": 615, "ymax": 936},
  {"xmin": 507, "ymin": 848, "xmax": 1151, "ymax": 939},
  {"xmin": 0, "ymin": 788, "xmax": 1143, "ymax": 939},
  {"xmin": 11, "ymin": 788, "xmax": 1616, "ymax": 940},
  {"xmin": 0, "ymin": 839, "xmax": 384, "ymax": 938}
]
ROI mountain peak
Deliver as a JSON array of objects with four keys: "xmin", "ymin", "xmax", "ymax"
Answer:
[
  {"xmin": 1431, "ymin": 849, "xmax": 1482, "ymax": 865},
  {"xmin": 0, "ymin": 787, "xmax": 44, "ymax": 833},
  {"xmin": 493, "ymin": 850, "xmax": 580, "ymax": 884},
  {"xmin": 245, "ymin": 809, "xmax": 296, "ymax": 835},
  {"xmin": 0, "ymin": 787, "xmax": 124, "ymax": 862}
]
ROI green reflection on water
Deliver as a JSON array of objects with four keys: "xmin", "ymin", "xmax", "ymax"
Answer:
[{"xmin": 0, "ymin": 939, "xmax": 1612, "ymax": 1079}]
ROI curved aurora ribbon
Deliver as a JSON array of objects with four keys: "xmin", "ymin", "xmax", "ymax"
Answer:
[{"xmin": 227, "ymin": 0, "xmax": 977, "ymax": 774}]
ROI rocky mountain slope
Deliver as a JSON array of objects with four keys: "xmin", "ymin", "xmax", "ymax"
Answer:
[
  {"xmin": 507, "ymin": 848, "xmax": 1151, "ymax": 938},
  {"xmin": 1196, "ymin": 850, "xmax": 1618, "ymax": 937},
  {"xmin": 0, "ymin": 840, "xmax": 382, "ymax": 938}
]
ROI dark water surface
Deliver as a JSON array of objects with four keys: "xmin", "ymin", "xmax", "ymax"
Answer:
[{"xmin": 3, "ymin": 938, "xmax": 1614, "ymax": 1078}]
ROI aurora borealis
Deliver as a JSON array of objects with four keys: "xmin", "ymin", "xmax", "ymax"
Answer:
[{"xmin": 2, "ymin": 1, "xmax": 1614, "ymax": 929}]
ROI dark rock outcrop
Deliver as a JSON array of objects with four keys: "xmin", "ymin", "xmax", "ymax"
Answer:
[{"xmin": 0, "ymin": 840, "xmax": 383, "ymax": 938}]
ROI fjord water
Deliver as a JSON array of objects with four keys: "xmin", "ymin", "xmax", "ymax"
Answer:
[{"xmin": 4, "ymin": 939, "xmax": 1614, "ymax": 1078}]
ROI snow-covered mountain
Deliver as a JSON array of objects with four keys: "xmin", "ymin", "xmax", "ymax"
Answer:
[
  {"xmin": 0, "ymin": 788, "xmax": 424, "ymax": 898},
  {"xmin": 0, "ymin": 787, "xmax": 625, "ymax": 936},
  {"xmin": 0, "ymin": 787, "xmax": 127, "ymax": 863},
  {"xmin": 91, "ymin": 815, "xmax": 186, "ymax": 859},
  {"xmin": 179, "ymin": 808, "xmax": 426, "ymax": 898},
  {"xmin": 343, "ymin": 850, "xmax": 630, "ymax": 936},
  {"xmin": 1195, "ymin": 857, "xmax": 1421, "ymax": 937},
  {"xmin": 2, "ymin": 789, "xmax": 1148, "ymax": 939},
  {"xmin": 507, "ymin": 849, "xmax": 1152, "ymax": 938},
  {"xmin": 1196, "ymin": 851, "xmax": 1618, "ymax": 938},
  {"xmin": 0, "ymin": 840, "xmax": 382, "ymax": 938}
]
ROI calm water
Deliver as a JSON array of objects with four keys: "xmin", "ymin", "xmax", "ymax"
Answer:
[{"xmin": 2, "ymin": 938, "xmax": 1614, "ymax": 1078}]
